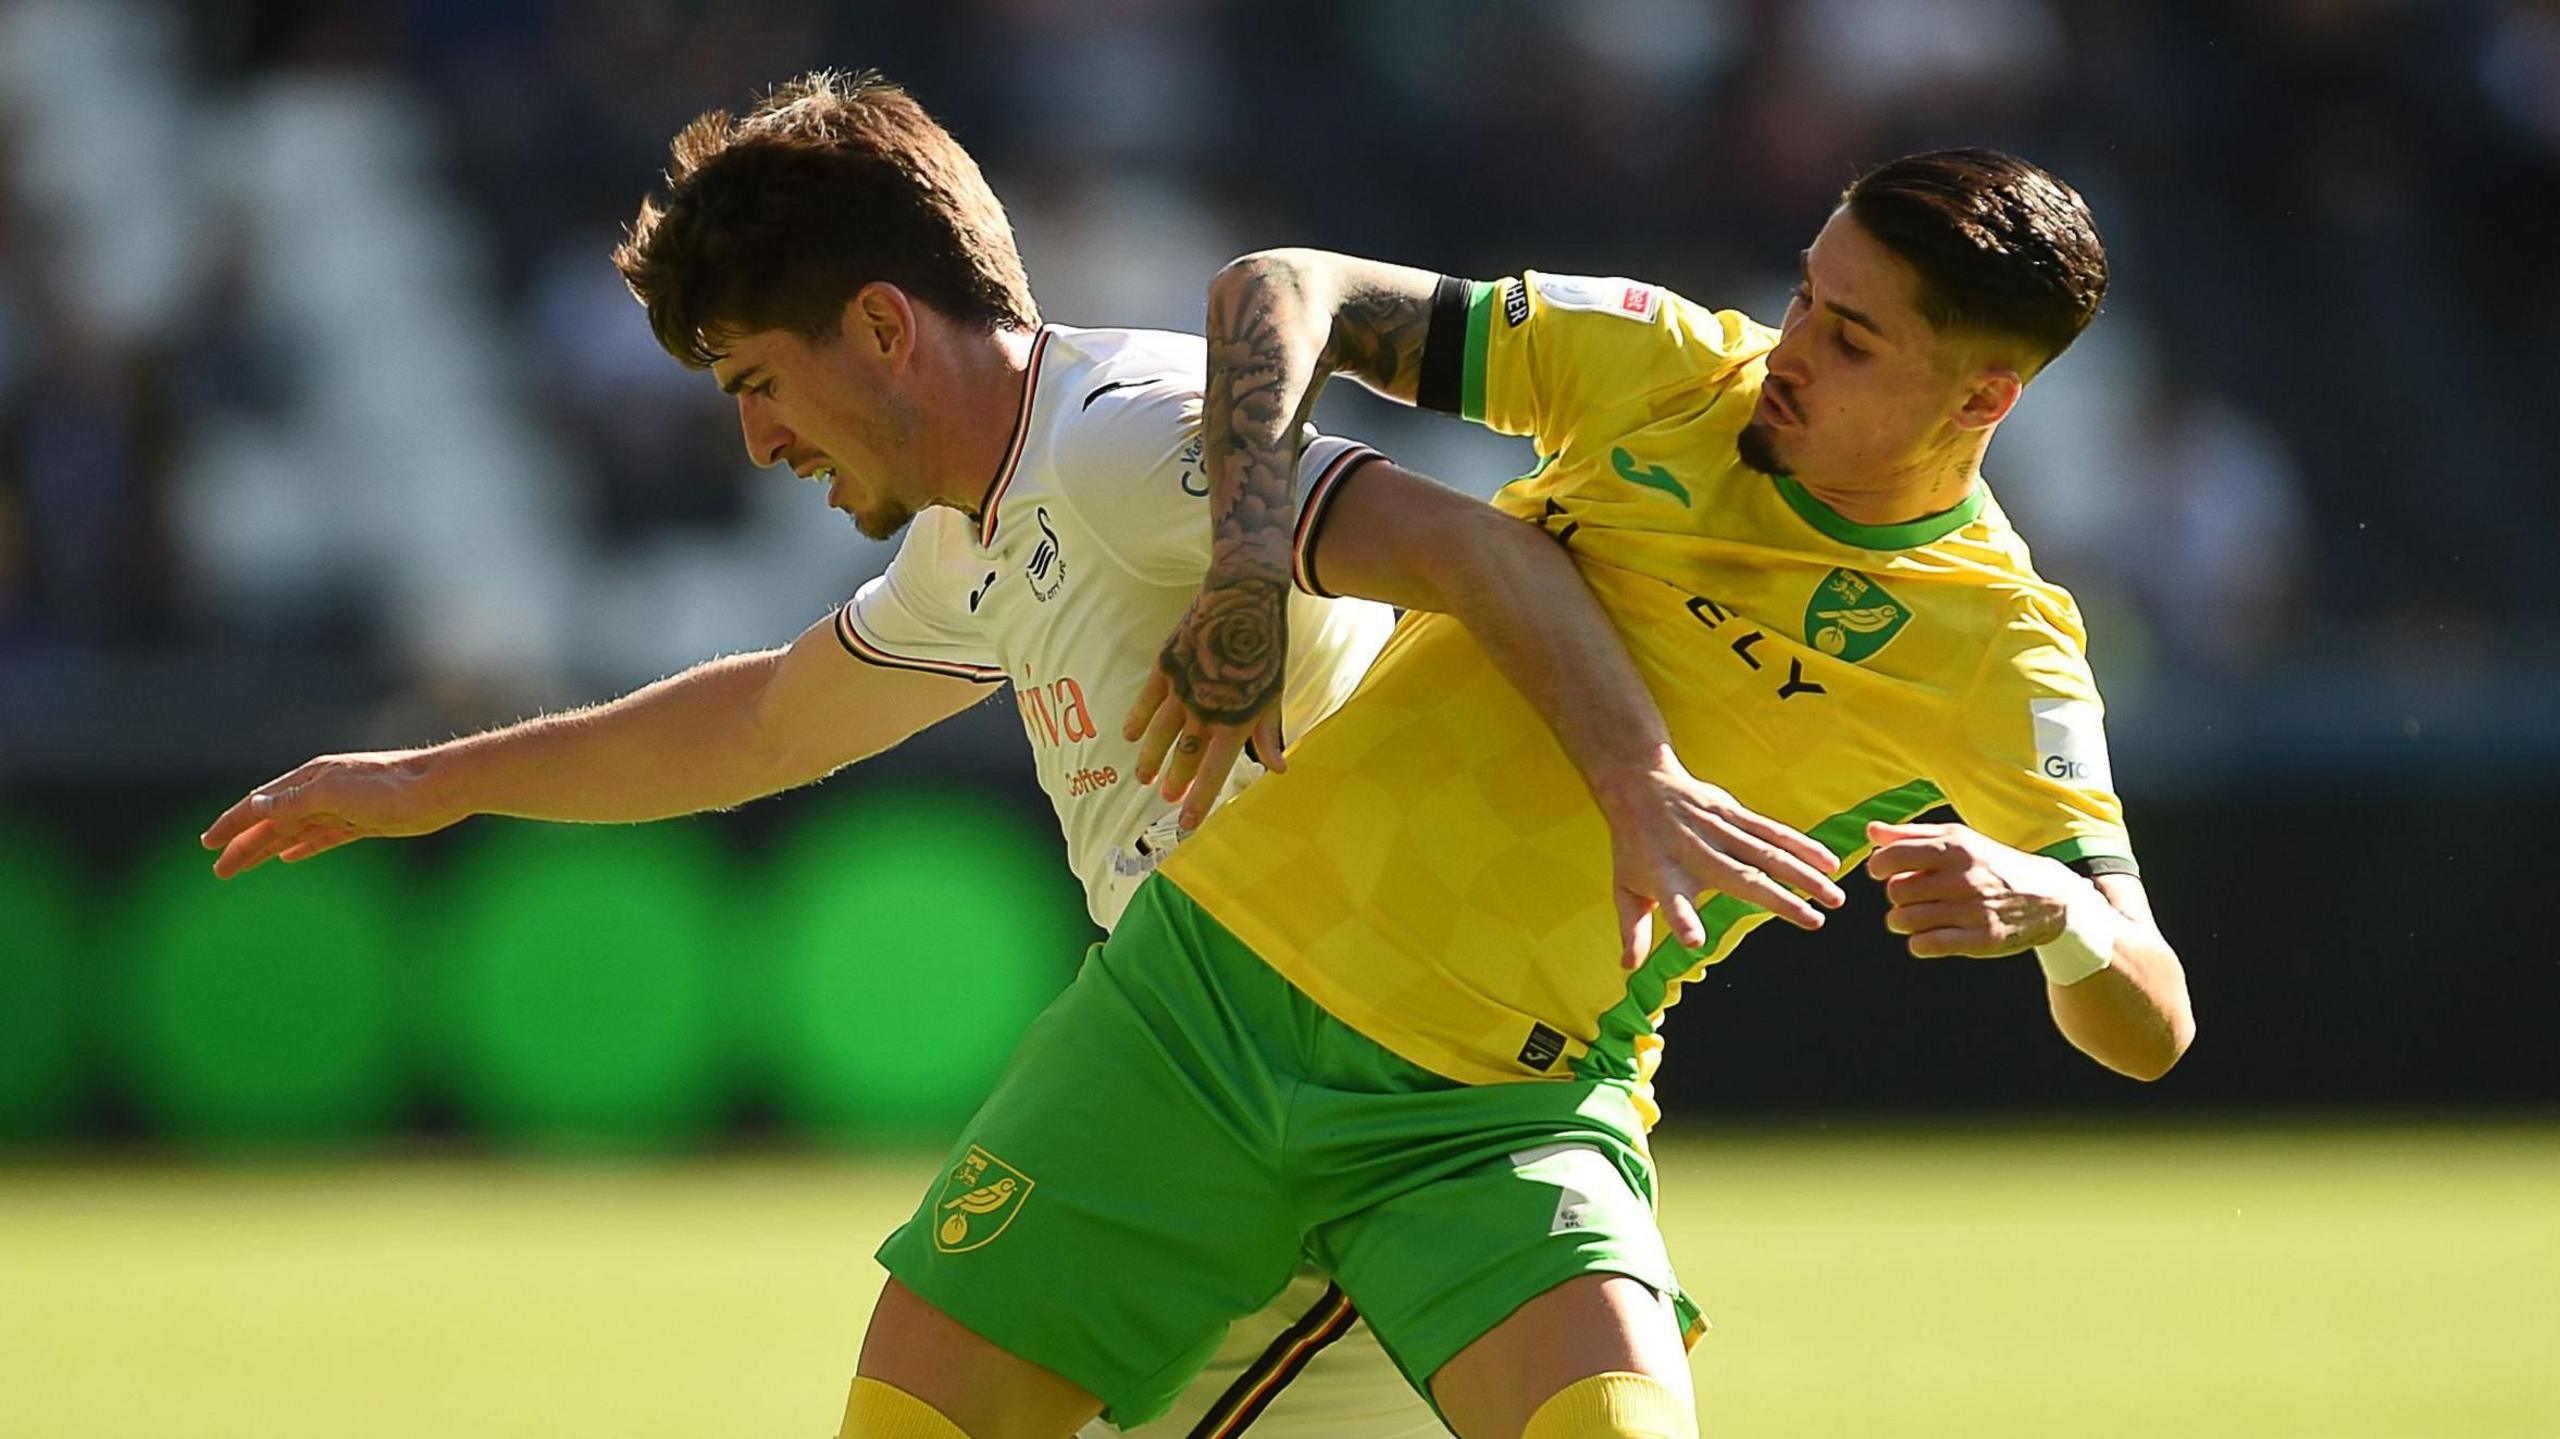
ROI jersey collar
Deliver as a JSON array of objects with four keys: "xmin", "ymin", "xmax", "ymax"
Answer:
[
  {"xmin": 1768, "ymin": 471, "xmax": 1985, "ymax": 551},
  {"xmin": 976, "ymin": 326, "xmax": 1056, "ymax": 549}
]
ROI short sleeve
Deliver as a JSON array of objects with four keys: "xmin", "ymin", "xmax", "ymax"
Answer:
[
  {"xmin": 1417, "ymin": 272, "xmax": 1768, "ymax": 457},
  {"xmin": 835, "ymin": 519, "xmax": 1006, "ymax": 684},
  {"xmin": 1050, "ymin": 375, "xmax": 1385, "ymax": 592},
  {"xmin": 1933, "ymin": 588, "xmax": 2140, "ymax": 877}
]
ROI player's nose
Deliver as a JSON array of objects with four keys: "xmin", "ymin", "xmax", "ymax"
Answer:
[
  {"xmin": 738, "ymin": 394, "xmax": 793, "ymax": 468},
  {"xmin": 1765, "ymin": 330, "xmax": 1814, "ymax": 386}
]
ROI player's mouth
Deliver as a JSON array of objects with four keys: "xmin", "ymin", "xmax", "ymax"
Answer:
[
  {"xmin": 1756, "ymin": 383, "xmax": 1803, "ymax": 428},
  {"xmin": 796, "ymin": 460, "xmax": 844, "ymax": 508}
]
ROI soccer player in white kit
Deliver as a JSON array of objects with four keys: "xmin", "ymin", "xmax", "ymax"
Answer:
[{"xmin": 200, "ymin": 71, "xmax": 1842, "ymax": 1439}]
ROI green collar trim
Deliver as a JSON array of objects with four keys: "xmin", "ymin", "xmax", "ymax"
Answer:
[{"xmin": 1770, "ymin": 472, "xmax": 1984, "ymax": 550}]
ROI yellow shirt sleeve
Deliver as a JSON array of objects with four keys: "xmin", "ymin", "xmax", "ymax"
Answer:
[
  {"xmin": 1935, "ymin": 586, "xmax": 2140, "ymax": 872},
  {"xmin": 1458, "ymin": 273, "xmax": 1768, "ymax": 458}
]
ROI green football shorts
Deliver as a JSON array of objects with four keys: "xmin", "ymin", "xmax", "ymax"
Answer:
[{"xmin": 876, "ymin": 875, "xmax": 1697, "ymax": 1428}]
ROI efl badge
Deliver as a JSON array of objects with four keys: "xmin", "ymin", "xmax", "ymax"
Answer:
[
  {"xmin": 1804, "ymin": 568, "xmax": 1910, "ymax": 663},
  {"xmin": 1532, "ymin": 274, "xmax": 1661, "ymax": 323},
  {"xmin": 934, "ymin": 1145, "xmax": 1037, "ymax": 1253}
]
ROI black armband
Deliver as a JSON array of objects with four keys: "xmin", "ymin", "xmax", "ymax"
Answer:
[
  {"xmin": 1414, "ymin": 275, "xmax": 1474, "ymax": 416},
  {"xmin": 2065, "ymin": 854, "xmax": 2141, "ymax": 881}
]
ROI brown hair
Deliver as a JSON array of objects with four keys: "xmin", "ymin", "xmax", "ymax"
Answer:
[
  {"xmin": 614, "ymin": 69, "xmax": 1038, "ymax": 367},
  {"xmin": 1843, "ymin": 148, "xmax": 2108, "ymax": 370}
]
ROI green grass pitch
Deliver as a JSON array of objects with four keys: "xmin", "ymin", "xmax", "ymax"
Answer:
[{"xmin": 3, "ymin": 1123, "xmax": 2552, "ymax": 1436}]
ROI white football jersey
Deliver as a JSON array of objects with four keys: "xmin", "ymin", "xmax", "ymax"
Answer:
[{"xmin": 835, "ymin": 324, "xmax": 1397, "ymax": 928}]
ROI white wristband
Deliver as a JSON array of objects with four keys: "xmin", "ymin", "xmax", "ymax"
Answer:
[{"xmin": 2035, "ymin": 882, "xmax": 2125, "ymax": 987}]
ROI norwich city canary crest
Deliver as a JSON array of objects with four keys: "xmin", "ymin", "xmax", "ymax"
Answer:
[
  {"xmin": 933, "ymin": 1145, "xmax": 1036, "ymax": 1253},
  {"xmin": 1805, "ymin": 568, "xmax": 1910, "ymax": 664}
]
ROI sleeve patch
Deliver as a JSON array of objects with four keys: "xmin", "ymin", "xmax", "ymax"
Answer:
[
  {"xmin": 1533, "ymin": 274, "xmax": 1661, "ymax": 323},
  {"xmin": 2030, "ymin": 698, "xmax": 2115, "ymax": 792}
]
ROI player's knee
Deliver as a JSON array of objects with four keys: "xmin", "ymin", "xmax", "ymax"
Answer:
[
  {"xmin": 1520, "ymin": 1371, "xmax": 1697, "ymax": 1439},
  {"xmin": 839, "ymin": 1375, "xmax": 970, "ymax": 1438}
]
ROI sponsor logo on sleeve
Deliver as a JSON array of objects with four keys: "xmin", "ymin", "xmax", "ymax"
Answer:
[
  {"xmin": 1532, "ymin": 274, "xmax": 1661, "ymax": 323},
  {"xmin": 1503, "ymin": 278, "xmax": 1530, "ymax": 327},
  {"xmin": 2030, "ymin": 698, "xmax": 2115, "ymax": 791}
]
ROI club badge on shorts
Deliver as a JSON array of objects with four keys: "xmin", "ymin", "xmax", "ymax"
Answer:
[{"xmin": 934, "ymin": 1145, "xmax": 1037, "ymax": 1253}]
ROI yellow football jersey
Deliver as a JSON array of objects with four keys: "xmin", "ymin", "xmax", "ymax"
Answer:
[{"xmin": 1163, "ymin": 272, "xmax": 2135, "ymax": 1117}]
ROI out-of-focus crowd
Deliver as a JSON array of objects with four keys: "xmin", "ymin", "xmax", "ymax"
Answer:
[{"xmin": 5, "ymin": 0, "xmax": 2555, "ymax": 777}]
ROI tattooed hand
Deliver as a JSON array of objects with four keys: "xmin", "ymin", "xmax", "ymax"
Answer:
[
  {"xmin": 1124, "ymin": 572, "xmax": 1290, "ymax": 830},
  {"xmin": 1160, "ymin": 572, "xmax": 1287, "ymax": 722}
]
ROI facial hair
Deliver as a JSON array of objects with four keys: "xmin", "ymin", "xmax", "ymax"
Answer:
[
  {"xmin": 853, "ymin": 496, "xmax": 915, "ymax": 543},
  {"xmin": 1735, "ymin": 419, "xmax": 1788, "ymax": 477}
]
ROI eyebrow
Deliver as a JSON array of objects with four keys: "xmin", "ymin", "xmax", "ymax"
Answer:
[{"xmin": 1799, "ymin": 251, "xmax": 1889, "ymax": 341}]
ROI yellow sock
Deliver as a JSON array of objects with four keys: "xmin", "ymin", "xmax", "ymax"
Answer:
[
  {"xmin": 839, "ymin": 1375, "xmax": 970, "ymax": 1438},
  {"xmin": 1521, "ymin": 1370, "xmax": 1696, "ymax": 1439}
]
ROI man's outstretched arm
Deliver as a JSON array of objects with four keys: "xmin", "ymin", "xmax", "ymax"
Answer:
[
  {"xmin": 1142, "ymin": 252, "xmax": 1848, "ymax": 959},
  {"xmin": 1867, "ymin": 821, "xmax": 2196, "ymax": 1080},
  {"xmin": 200, "ymin": 615, "xmax": 990, "ymax": 877},
  {"xmin": 1212, "ymin": 459, "xmax": 1850, "ymax": 961}
]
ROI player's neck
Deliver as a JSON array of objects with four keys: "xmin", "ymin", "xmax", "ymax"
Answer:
[
  {"xmin": 1796, "ymin": 433, "xmax": 1987, "ymax": 528},
  {"xmin": 922, "ymin": 324, "xmax": 1042, "ymax": 515}
]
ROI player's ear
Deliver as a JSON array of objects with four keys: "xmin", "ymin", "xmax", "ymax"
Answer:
[
  {"xmin": 1953, "ymin": 366, "xmax": 2021, "ymax": 432},
  {"xmin": 845, "ymin": 283, "xmax": 917, "ymax": 365}
]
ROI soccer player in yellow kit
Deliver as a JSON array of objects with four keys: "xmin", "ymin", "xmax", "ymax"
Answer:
[{"xmin": 855, "ymin": 150, "xmax": 2196, "ymax": 1439}]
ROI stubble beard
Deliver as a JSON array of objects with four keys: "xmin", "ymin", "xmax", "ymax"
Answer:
[
  {"xmin": 1735, "ymin": 420, "xmax": 1788, "ymax": 477},
  {"xmin": 853, "ymin": 498, "xmax": 914, "ymax": 543}
]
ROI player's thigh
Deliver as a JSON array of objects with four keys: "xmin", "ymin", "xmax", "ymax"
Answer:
[
  {"xmin": 876, "ymin": 931, "xmax": 1301, "ymax": 1430},
  {"xmin": 1428, "ymin": 1273, "xmax": 1692, "ymax": 1439},
  {"xmin": 853, "ymin": 1276, "xmax": 1099, "ymax": 1439},
  {"xmin": 1088, "ymin": 1265, "xmax": 1451, "ymax": 1439},
  {"xmin": 1306, "ymin": 1092, "xmax": 1701, "ymax": 1416}
]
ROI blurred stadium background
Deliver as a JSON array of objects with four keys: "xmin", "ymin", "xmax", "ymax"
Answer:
[{"xmin": 1, "ymin": 1, "xmax": 2554, "ymax": 1434}]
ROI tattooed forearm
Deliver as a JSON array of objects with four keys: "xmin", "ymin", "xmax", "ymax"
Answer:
[
  {"xmin": 1163, "ymin": 251, "xmax": 1446, "ymax": 727},
  {"xmin": 1199, "ymin": 257, "xmax": 1319, "ymax": 582},
  {"xmin": 1161, "ymin": 254, "xmax": 1325, "ymax": 723}
]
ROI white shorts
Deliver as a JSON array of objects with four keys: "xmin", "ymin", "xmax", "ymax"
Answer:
[{"xmin": 1082, "ymin": 1265, "xmax": 1450, "ymax": 1439}]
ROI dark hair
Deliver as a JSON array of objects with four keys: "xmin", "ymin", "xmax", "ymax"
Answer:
[
  {"xmin": 1843, "ymin": 148, "xmax": 2107, "ymax": 369},
  {"xmin": 614, "ymin": 69, "xmax": 1039, "ymax": 368}
]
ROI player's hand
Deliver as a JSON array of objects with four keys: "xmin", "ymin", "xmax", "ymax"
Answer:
[
  {"xmin": 199, "ymin": 750, "xmax": 462, "ymax": 878},
  {"xmin": 1865, "ymin": 820, "xmax": 2077, "ymax": 959},
  {"xmin": 1122, "ymin": 569, "xmax": 1290, "ymax": 832},
  {"xmin": 1595, "ymin": 758, "xmax": 1846, "ymax": 969}
]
